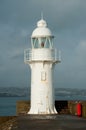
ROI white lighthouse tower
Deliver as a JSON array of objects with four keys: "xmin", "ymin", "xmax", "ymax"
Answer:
[{"xmin": 24, "ymin": 17, "xmax": 61, "ymax": 114}]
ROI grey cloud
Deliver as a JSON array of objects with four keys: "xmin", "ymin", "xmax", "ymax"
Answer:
[
  {"xmin": 0, "ymin": 0, "xmax": 86, "ymax": 31},
  {"xmin": 0, "ymin": 0, "xmax": 86, "ymax": 88},
  {"xmin": 74, "ymin": 40, "xmax": 86, "ymax": 67}
]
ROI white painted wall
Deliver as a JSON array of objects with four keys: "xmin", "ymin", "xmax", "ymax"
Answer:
[{"xmin": 28, "ymin": 61, "xmax": 57, "ymax": 114}]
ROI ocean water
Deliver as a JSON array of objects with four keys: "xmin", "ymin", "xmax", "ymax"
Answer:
[
  {"xmin": 0, "ymin": 88, "xmax": 86, "ymax": 116},
  {"xmin": 0, "ymin": 96, "xmax": 29, "ymax": 116}
]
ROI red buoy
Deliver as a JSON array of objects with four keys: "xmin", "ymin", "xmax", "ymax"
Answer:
[{"xmin": 76, "ymin": 103, "xmax": 82, "ymax": 117}]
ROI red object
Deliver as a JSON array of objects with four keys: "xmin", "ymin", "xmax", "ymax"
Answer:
[{"xmin": 76, "ymin": 103, "xmax": 82, "ymax": 117}]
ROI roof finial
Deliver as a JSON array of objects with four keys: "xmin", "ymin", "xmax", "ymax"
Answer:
[{"xmin": 41, "ymin": 11, "xmax": 43, "ymax": 20}]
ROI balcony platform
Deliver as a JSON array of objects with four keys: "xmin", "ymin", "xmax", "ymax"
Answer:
[{"xmin": 24, "ymin": 48, "xmax": 61, "ymax": 63}]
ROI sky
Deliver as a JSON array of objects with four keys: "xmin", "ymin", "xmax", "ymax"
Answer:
[{"xmin": 0, "ymin": 0, "xmax": 86, "ymax": 89}]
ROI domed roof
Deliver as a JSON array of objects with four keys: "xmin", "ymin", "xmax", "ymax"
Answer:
[
  {"xmin": 31, "ymin": 19, "xmax": 52, "ymax": 38},
  {"xmin": 37, "ymin": 19, "xmax": 47, "ymax": 27}
]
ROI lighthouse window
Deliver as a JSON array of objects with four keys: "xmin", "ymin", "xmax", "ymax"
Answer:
[
  {"xmin": 44, "ymin": 39, "xmax": 50, "ymax": 48},
  {"xmin": 38, "ymin": 37, "xmax": 46, "ymax": 48},
  {"xmin": 49, "ymin": 37, "xmax": 54, "ymax": 48},
  {"xmin": 32, "ymin": 37, "xmax": 54, "ymax": 48},
  {"xmin": 32, "ymin": 38, "xmax": 39, "ymax": 48},
  {"xmin": 41, "ymin": 71, "xmax": 46, "ymax": 81},
  {"xmin": 44, "ymin": 37, "xmax": 54, "ymax": 48}
]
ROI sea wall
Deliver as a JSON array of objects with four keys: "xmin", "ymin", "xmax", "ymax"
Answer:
[
  {"xmin": 68, "ymin": 101, "xmax": 86, "ymax": 117},
  {"xmin": 16, "ymin": 100, "xmax": 69, "ymax": 115},
  {"xmin": 16, "ymin": 100, "xmax": 86, "ymax": 117},
  {"xmin": 16, "ymin": 100, "xmax": 30, "ymax": 115}
]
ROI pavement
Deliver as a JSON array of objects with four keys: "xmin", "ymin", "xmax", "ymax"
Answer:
[{"xmin": 11, "ymin": 114, "xmax": 86, "ymax": 130}]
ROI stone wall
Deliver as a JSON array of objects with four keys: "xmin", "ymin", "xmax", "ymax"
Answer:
[
  {"xmin": 16, "ymin": 100, "xmax": 30, "ymax": 115},
  {"xmin": 68, "ymin": 101, "xmax": 86, "ymax": 117},
  {"xmin": 16, "ymin": 100, "xmax": 86, "ymax": 117}
]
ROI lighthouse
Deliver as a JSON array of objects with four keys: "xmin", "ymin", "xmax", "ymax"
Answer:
[{"xmin": 24, "ymin": 17, "xmax": 61, "ymax": 114}]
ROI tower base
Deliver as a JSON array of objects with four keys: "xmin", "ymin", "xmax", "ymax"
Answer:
[{"xmin": 27, "ymin": 107, "xmax": 57, "ymax": 114}]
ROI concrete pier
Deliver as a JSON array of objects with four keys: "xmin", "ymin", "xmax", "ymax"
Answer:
[
  {"xmin": 11, "ymin": 115, "xmax": 86, "ymax": 130},
  {"xmin": 0, "ymin": 100, "xmax": 86, "ymax": 130},
  {"xmin": 0, "ymin": 115, "xmax": 86, "ymax": 130}
]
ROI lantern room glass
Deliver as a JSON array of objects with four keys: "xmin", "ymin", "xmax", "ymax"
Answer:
[{"xmin": 31, "ymin": 37, "xmax": 54, "ymax": 49}]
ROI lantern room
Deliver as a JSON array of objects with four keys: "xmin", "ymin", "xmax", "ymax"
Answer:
[{"xmin": 31, "ymin": 19, "xmax": 54, "ymax": 49}]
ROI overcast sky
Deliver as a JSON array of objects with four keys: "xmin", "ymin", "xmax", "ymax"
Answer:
[{"xmin": 0, "ymin": 0, "xmax": 86, "ymax": 89}]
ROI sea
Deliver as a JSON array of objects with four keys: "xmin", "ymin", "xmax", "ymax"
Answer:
[
  {"xmin": 0, "ymin": 96, "xmax": 29, "ymax": 116},
  {"xmin": 0, "ymin": 88, "xmax": 86, "ymax": 116}
]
